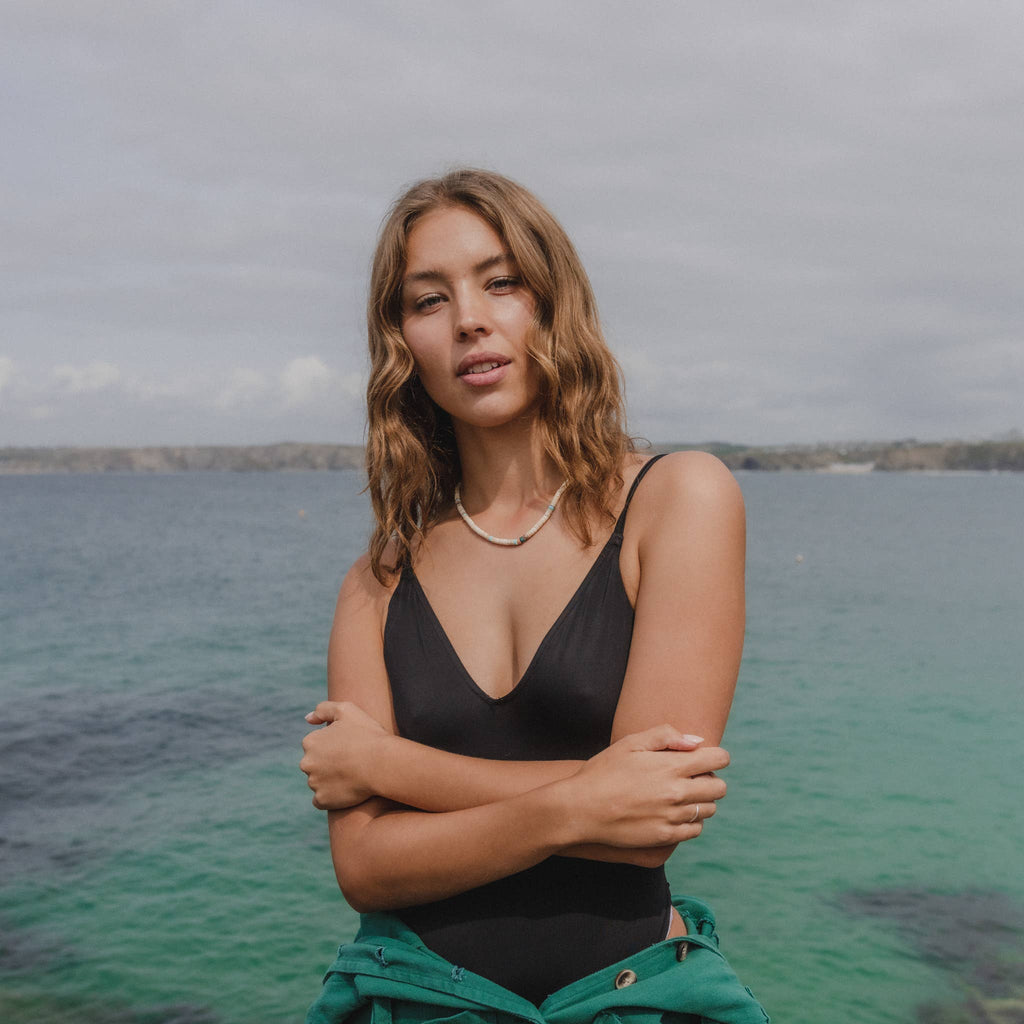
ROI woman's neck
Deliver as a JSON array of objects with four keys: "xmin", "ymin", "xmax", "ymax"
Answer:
[{"xmin": 452, "ymin": 417, "xmax": 563, "ymax": 514}]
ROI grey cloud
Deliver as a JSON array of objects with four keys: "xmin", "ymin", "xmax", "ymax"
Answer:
[{"xmin": 1, "ymin": 1, "xmax": 1021, "ymax": 445}]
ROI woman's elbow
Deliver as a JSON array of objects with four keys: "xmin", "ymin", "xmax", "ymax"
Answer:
[
  {"xmin": 340, "ymin": 884, "xmax": 385, "ymax": 916},
  {"xmin": 334, "ymin": 841, "xmax": 421, "ymax": 913},
  {"xmin": 332, "ymin": 852, "xmax": 393, "ymax": 913},
  {"xmin": 328, "ymin": 803, "xmax": 406, "ymax": 913},
  {"xmin": 333, "ymin": 871, "xmax": 384, "ymax": 914}
]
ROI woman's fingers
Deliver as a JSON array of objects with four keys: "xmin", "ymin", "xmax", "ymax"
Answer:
[
  {"xmin": 630, "ymin": 724, "xmax": 704, "ymax": 751},
  {"xmin": 299, "ymin": 701, "xmax": 390, "ymax": 810},
  {"xmin": 625, "ymin": 726, "xmax": 730, "ymax": 772},
  {"xmin": 304, "ymin": 702, "xmax": 333, "ymax": 725},
  {"xmin": 567, "ymin": 732, "xmax": 731, "ymax": 849},
  {"xmin": 304, "ymin": 699, "xmax": 345, "ymax": 724},
  {"xmin": 305, "ymin": 700, "xmax": 388, "ymax": 730},
  {"xmin": 658, "ymin": 801, "xmax": 719, "ymax": 843},
  {"xmin": 679, "ymin": 800, "xmax": 718, "ymax": 824},
  {"xmin": 683, "ymin": 771, "xmax": 728, "ymax": 803},
  {"xmin": 646, "ymin": 745, "xmax": 729, "ymax": 780}
]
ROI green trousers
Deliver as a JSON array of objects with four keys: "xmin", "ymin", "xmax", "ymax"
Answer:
[{"xmin": 306, "ymin": 895, "xmax": 768, "ymax": 1024}]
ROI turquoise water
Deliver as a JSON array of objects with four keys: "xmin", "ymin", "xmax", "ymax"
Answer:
[{"xmin": 1, "ymin": 470, "xmax": 1022, "ymax": 1023}]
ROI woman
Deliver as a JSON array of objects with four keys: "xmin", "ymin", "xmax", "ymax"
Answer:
[{"xmin": 300, "ymin": 169, "xmax": 767, "ymax": 1023}]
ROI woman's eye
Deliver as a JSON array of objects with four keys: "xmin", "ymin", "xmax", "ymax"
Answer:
[
  {"xmin": 489, "ymin": 276, "xmax": 520, "ymax": 292},
  {"xmin": 414, "ymin": 294, "xmax": 443, "ymax": 312}
]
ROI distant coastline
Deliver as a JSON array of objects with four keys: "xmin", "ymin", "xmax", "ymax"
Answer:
[
  {"xmin": 0, "ymin": 442, "xmax": 364, "ymax": 474},
  {"xmin": 683, "ymin": 439, "xmax": 1024, "ymax": 473},
  {"xmin": 2, "ymin": 439, "xmax": 1023, "ymax": 474}
]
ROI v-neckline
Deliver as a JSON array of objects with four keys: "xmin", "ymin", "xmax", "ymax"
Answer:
[{"xmin": 403, "ymin": 533, "xmax": 623, "ymax": 704}]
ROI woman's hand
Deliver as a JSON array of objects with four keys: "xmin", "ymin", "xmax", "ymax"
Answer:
[
  {"xmin": 560, "ymin": 724, "xmax": 728, "ymax": 849},
  {"xmin": 301, "ymin": 700, "xmax": 390, "ymax": 810}
]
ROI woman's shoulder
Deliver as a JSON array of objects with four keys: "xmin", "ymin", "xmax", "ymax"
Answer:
[
  {"xmin": 628, "ymin": 449, "xmax": 742, "ymax": 510},
  {"xmin": 328, "ymin": 551, "xmax": 404, "ymax": 678},
  {"xmin": 327, "ymin": 550, "xmax": 404, "ymax": 711},
  {"xmin": 623, "ymin": 450, "xmax": 744, "ymax": 542},
  {"xmin": 614, "ymin": 451, "xmax": 744, "ymax": 605},
  {"xmin": 336, "ymin": 548, "xmax": 403, "ymax": 617}
]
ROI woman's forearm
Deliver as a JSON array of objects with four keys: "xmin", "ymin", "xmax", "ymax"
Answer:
[
  {"xmin": 366, "ymin": 737, "xmax": 680, "ymax": 867},
  {"xmin": 305, "ymin": 701, "xmax": 701, "ymax": 814},
  {"xmin": 372, "ymin": 732, "xmax": 582, "ymax": 809},
  {"xmin": 304, "ymin": 706, "xmax": 705, "ymax": 867},
  {"xmin": 330, "ymin": 783, "xmax": 575, "ymax": 912},
  {"xmin": 331, "ymin": 729, "xmax": 728, "ymax": 911},
  {"xmin": 303, "ymin": 700, "xmax": 584, "ymax": 811}
]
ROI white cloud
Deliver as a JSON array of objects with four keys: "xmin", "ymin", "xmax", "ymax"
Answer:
[
  {"xmin": 23, "ymin": 357, "xmax": 352, "ymax": 415},
  {"xmin": 337, "ymin": 371, "xmax": 364, "ymax": 401},
  {"xmin": 214, "ymin": 367, "xmax": 270, "ymax": 410},
  {"xmin": 280, "ymin": 356, "xmax": 336, "ymax": 409},
  {"xmin": 0, "ymin": 354, "xmax": 365, "ymax": 445},
  {"xmin": 52, "ymin": 361, "xmax": 122, "ymax": 394}
]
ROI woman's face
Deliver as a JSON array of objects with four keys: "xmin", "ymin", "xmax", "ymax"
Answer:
[{"xmin": 400, "ymin": 205, "xmax": 539, "ymax": 430}]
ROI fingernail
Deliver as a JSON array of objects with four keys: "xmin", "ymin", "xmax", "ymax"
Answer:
[
  {"xmin": 682, "ymin": 734, "xmax": 704, "ymax": 744},
  {"xmin": 304, "ymin": 712, "xmax": 316, "ymax": 723}
]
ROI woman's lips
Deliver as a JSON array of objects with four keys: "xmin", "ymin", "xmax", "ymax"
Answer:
[
  {"xmin": 456, "ymin": 354, "xmax": 510, "ymax": 387},
  {"xmin": 459, "ymin": 362, "xmax": 509, "ymax": 387}
]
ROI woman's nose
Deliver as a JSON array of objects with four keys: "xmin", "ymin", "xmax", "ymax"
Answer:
[{"xmin": 453, "ymin": 293, "xmax": 490, "ymax": 339}]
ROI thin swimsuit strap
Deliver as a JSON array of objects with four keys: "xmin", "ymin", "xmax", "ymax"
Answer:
[{"xmin": 612, "ymin": 453, "xmax": 667, "ymax": 537}]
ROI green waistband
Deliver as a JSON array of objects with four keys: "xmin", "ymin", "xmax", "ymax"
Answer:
[{"xmin": 311, "ymin": 895, "xmax": 767, "ymax": 1024}]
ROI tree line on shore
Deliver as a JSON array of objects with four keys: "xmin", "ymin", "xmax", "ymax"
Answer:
[
  {"xmin": 2, "ymin": 439, "xmax": 1023, "ymax": 474},
  {"xmin": 698, "ymin": 439, "xmax": 1024, "ymax": 472}
]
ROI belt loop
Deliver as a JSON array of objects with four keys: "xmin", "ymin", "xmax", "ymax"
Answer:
[{"xmin": 371, "ymin": 996, "xmax": 393, "ymax": 1024}]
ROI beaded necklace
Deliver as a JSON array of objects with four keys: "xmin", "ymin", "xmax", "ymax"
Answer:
[{"xmin": 453, "ymin": 480, "xmax": 569, "ymax": 547}]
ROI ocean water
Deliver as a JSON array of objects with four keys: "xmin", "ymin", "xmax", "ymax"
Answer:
[{"xmin": 1, "ymin": 469, "xmax": 1021, "ymax": 1024}]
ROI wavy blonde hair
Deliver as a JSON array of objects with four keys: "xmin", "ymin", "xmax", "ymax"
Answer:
[{"xmin": 366, "ymin": 168, "xmax": 635, "ymax": 582}]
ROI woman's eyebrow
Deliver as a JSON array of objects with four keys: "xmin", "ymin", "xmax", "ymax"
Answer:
[
  {"xmin": 403, "ymin": 253, "xmax": 514, "ymax": 287},
  {"xmin": 473, "ymin": 253, "xmax": 514, "ymax": 274}
]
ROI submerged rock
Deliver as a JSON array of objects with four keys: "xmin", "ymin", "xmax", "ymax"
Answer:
[{"xmin": 840, "ymin": 887, "xmax": 1024, "ymax": 1023}]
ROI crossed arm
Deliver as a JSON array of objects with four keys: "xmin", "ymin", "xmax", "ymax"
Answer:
[{"xmin": 300, "ymin": 453, "xmax": 745, "ymax": 913}]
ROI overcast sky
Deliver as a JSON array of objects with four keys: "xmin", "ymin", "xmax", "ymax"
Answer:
[{"xmin": 2, "ymin": 1, "xmax": 1021, "ymax": 447}]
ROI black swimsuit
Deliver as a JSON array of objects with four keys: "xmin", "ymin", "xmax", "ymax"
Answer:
[{"xmin": 383, "ymin": 455, "xmax": 669, "ymax": 1005}]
